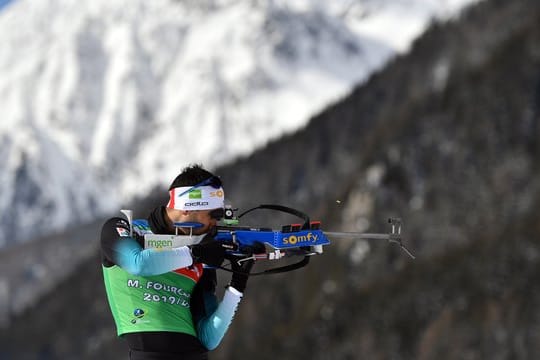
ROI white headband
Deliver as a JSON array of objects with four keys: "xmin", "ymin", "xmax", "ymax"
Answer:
[{"xmin": 167, "ymin": 185, "xmax": 225, "ymax": 211}]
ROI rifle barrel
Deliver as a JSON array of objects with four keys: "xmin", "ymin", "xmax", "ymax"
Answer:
[
  {"xmin": 324, "ymin": 231, "xmax": 415, "ymax": 259},
  {"xmin": 324, "ymin": 232, "xmax": 393, "ymax": 240}
]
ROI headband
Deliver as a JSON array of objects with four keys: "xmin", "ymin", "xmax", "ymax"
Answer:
[{"xmin": 167, "ymin": 185, "xmax": 225, "ymax": 211}]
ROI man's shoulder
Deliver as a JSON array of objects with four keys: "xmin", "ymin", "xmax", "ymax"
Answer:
[
  {"xmin": 103, "ymin": 216, "xmax": 130, "ymax": 230},
  {"xmin": 102, "ymin": 217, "xmax": 155, "ymax": 239}
]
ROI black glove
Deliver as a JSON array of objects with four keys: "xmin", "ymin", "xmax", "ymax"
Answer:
[
  {"xmin": 229, "ymin": 241, "xmax": 265, "ymax": 293},
  {"xmin": 189, "ymin": 234, "xmax": 226, "ymax": 267},
  {"xmin": 229, "ymin": 257, "xmax": 254, "ymax": 293}
]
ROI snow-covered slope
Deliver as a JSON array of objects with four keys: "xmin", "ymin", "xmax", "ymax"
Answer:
[{"xmin": 0, "ymin": 0, "xmax": 478, "ymax": 247}]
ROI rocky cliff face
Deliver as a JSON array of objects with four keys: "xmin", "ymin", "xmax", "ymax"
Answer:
[{"xmin": 1, "ymin": 0, "xmax": 540, "ymax": 359}]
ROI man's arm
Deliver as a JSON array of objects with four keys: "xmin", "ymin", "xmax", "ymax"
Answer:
[
  {"xmin": 192, "ymin": 258, "xmax": 254, "ymax": 350},
  {"xmin": 190, "ymin": 270, "xmax": 243, "ymax": 351},
  {"xmin": 100, "ymin": 217, "xmax": 193, "ymax": 275}
]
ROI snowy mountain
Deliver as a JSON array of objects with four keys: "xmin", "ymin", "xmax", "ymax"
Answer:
[{"xmin": 0, "ymin": 0, "xmax": 478, "ymax": 247}]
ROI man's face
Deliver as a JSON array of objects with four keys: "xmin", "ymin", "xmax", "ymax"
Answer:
[{"xmin": 184, "ymin": 208, "xmax": 224, "ymax": 235}]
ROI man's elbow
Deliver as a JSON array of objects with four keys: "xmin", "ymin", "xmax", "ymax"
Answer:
[
  {"xmin": 203, "ymin": 339, "xmax": 220, "ymax": 351},
  {"xmin": 120, "ymin": 257, "xmax": 147, "ymax": 276},
  {"xmin": 126, "ymin": 266, "xmax": 145, "ymax": 276},
  {"xmin": 198, "ymin": 320, "xmax": 226, "ymax": 351}
]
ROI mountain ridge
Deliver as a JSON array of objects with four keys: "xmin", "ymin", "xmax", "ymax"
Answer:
[
  {"xmin": 0, "ymin": 0, "xmax": 476, "ymax": 246},
  {"xmin": 2, "ymin": 0, "xmax": 539, "ymax": 358}
]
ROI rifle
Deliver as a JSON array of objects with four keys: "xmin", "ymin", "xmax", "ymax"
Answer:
[
  {"xmin": 130, "ymin": 204, "xmax": 414, "ymax": 275},
  {"xmin": 212, "ymin": 204, "xmax": 415, "ymax": 275}
]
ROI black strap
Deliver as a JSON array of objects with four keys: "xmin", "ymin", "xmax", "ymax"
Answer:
[
  {"xmin": 253, "ymin": 256, "xmax": 310, "ymax": 276},
  {"xmin": 238, "ymin": 204, "xmax": 311, "ymax": 230},
  {"xmin": 218, "ymin": 256, "xmax": 310, "ymax": 276}
]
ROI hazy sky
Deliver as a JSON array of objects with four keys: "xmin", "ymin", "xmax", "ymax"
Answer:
[{"xmin": 0, "ymin": 0, "xmax": 13, "ymax": 9}]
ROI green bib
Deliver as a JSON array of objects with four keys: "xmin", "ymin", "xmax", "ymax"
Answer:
[{"xmin": 102, "ymin": 265, "xmax": 199, "ymax": 336}]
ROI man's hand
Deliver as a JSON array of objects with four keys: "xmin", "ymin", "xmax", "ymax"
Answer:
[
  {"xmin": 229, "ymin": 258, "xmax": 253, "ymax": 293},
  {"xmin": 189, "ymin": 235, "xmax": 227, "ymax": 267},
  {"xmin": 229, "ymin": 241, "xmax": 265, "ymax": 293}
]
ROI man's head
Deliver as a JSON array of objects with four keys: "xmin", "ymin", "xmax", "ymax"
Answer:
[{"xmin": 165, "ymin": 164, "xmax": 225, "ymax": 235}]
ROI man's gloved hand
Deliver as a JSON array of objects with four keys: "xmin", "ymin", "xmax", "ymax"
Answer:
[
  {"xmin": 229, "ymin": 241, "xmax": 265, "ymax": 293},
  {"xmin": 229, "ymin": 258, "xmax": 254, "ymax": 293},
  {"xmin": 189, "ymin": 234, "xmax": 226, "ymax": 267}
]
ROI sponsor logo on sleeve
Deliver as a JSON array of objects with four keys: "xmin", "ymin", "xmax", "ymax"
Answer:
[{"xmin": 116, "ymin": 227, "xmax": 130, "ymax": 237}]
